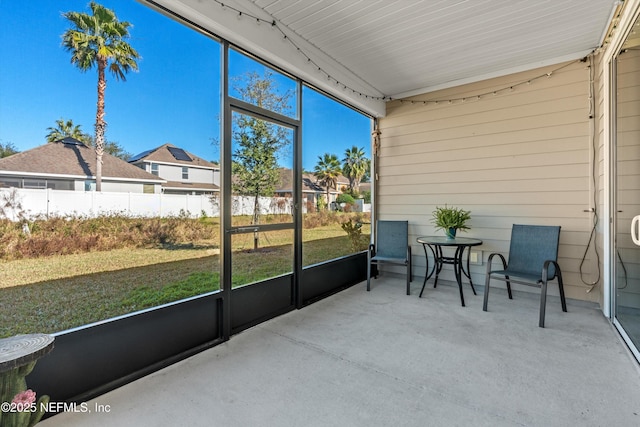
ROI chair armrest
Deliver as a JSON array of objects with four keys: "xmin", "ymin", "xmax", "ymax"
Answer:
[
  {"xmin": 542, "ymin": 260, "xmax": 561, "ymax": 281},
  {"xmin": 368, "ymin": 243, "xmax": 375, "ymax": 257},
  {"xmin": 486, "ymin": 252, "xmax": 507, "ymax": 275}
]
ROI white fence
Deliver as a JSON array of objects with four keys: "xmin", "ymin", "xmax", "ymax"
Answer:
[{"xmin": 0, "ymin": 188, "xmax": 297, "ymax": 220}]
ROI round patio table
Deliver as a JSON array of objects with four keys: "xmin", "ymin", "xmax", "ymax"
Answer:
[
  {"xmin": 0, "ymin": 334, "xmax": 54, "ymax": 373},
  {"xmin": 0, "ymin": 334, "xmax": 54, "ymax": 426},
  {"xmin": 416, "ymin": 236, "xmax": 482, "ymax": 306}
]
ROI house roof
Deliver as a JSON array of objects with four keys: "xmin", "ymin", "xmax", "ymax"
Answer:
[
  {"xmin": 130, "ymin": 143, "xmax": 219, "ymax": 169},
  {"xmin": 359, "ymin": 182, "xmax": 371, "ymax": 193},
  {"xmin": 0, "ymin": 139, "xmax": 164, "ymax": 183},
  {"xmin": 275, "ymin": 169, "xmax": 348, "ymax": 194},
  {"xmin": 157, "ymin": 0, "xmax": 619, "ymax": 116}
]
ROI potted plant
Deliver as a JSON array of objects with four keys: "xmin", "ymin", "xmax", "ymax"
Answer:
[{"xmin": 431, "ymin": 205, "xmax": 471, "ymax": 239}]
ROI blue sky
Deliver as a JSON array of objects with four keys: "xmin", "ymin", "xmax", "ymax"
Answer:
[{"xmin": 0, "ymin": 0, "xmax": 371, "ymax": 169}]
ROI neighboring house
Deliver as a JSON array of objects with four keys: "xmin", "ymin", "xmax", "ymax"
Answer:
[
  {"xmin": 335, "ymin": 174, "xmax": 350, "ymax": 195},
  {"xmin": 129, "ymin": 143, "xmax": 219, "ymax": 195},
  {"xmin": 275, "ymin": 169, "xmax": 353, "ymax": 210},
  {"xmin": 358, "ymin": 182, "xmax": 371, "ymax": 195},
  {"xmin": 0, "ymin": 138, "xmax": 164, "ymax": 193},
  {"xmin": 276, "ymin": 170, "xmax": 325, "ymax": 209}
]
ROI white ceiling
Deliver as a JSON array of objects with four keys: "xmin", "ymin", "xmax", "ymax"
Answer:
[{"xmin": 153, "ymin": 0, "xmax": 620, "ymax": 116}]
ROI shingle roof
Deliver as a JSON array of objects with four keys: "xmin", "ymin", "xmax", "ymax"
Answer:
[
  {"xmin": 0, "ymin": 140, "xmax": 163, "ymax": 182},
  {"xmin": 275, "ymin": 169, "xmax": 343, "ymax": 194},
  {"xmin": 130, "ymin": 143, "xmax": 218, "ymax": 169}
]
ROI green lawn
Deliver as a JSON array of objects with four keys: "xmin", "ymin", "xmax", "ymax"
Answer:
[{"xmin": 0, "ymin": 223, "xmax": 369, "ymax": 338}]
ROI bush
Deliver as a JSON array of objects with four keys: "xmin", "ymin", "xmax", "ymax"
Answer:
[
  {"xmin": 340, "ymin": 218, "xmax": 368, "ymax": 252},
  {"xmin": 317, "ymin": 195, "xmax": 327, "ymax": 211},
  {"xmin": 302, "ymin": 211, "xmax": 370, "ymax": 229},
  {"xmin": 0, "ymin": 214, "xmax": 217, "ymax": 261},
  {"xmin": 336, "ymin": 193, "xmax": 356, "ymax": 204}
]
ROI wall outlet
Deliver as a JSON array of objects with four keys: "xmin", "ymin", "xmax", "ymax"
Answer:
[{"xmin": 469, "ymin": 250, "xmax": 483, "ymax": 265}]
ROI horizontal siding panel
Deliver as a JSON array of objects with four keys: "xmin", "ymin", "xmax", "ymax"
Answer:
[
  {"xmin": 380, "ymin": 206, "xmax": 591, "ymax": 220},
  {"xmin": 384, "ymin": 90, "xmax": 589, "ymax": 135},
  {"xmin": 379, "ymin": 150, "xmax": 588, "ymax": 177},
  {"xmin": 617, "ymin": 159, "xmax": 640, "ymax": 175},
  {"xmin": 383, "ymin": 87, "xmax": 588, "ymax": 133},
  {"xmin": 618, "ymin": 116, "xmax": 640, "ymax": 132},
  {"xmin": 380, "ymin": 138, "xmax": 587, "ymax": 166},
  {"xmin": 379, "ymin": 203, "xmax": 592, "ymax": 217},
  {"xmin": 617, "ymin": 99, "xmax": 640, "ymax": 118},
  {"xmin": 378, "ymin": 177, "xmax": 588, "ymax": 196},
  {"xmin": 379, "ymin": 164, "xmax": 587, "ymax": 186},
  {"xmin": 381, "ymin": 123, "xmax": 588, "ymax": 152},
  {"xmin": 380, "ymin": 109, "xmax": 587, "ymax": 141},
  {"xmin": 617, "ymin": 129, "xmax": 640, "ymax": 146}
]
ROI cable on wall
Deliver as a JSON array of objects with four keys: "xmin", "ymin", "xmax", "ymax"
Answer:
[
  {"xmin": 581, "ymin": 54, "xmax": 602, "ymax": 292},
  {"xmin": 396, "ymin": 60, "xmax": 581, "ymax": 105}
]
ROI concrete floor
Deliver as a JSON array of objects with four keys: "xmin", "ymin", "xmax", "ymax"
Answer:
[{"xmin": 41, "ymin": 277, "xmax": 640, "ymax": 427}]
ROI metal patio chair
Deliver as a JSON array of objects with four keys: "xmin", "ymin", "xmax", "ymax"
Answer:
[
  {"xmin": 482, "ymin": 224, "xmax": 567, "ymax": 327},
  {"xmin": 367, "ymin": 220, "xmax": 412, "ymax": 295}
]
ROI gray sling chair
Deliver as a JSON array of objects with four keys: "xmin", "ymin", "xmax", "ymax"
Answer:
[
  {"xmin": 483, "ymin": 224, "xmax": 567, "ymax": 328},
  {"xmin": 367, "ymin": 220, "xmax": 412, "ymax": 294}
]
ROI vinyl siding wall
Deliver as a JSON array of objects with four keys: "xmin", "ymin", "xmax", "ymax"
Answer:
[
  {"xmin": 154, "ymin": 163, "xmax": 216, "ymax": 184},
  {"xmin": 378, "ymin": 60, "xmax": 601, "ymax": 303}
]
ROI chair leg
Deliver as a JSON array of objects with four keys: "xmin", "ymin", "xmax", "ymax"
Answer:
[
  {"xmin": 367, "ymin": 259, "xmax": 372, "ymax": 291},
  {"xmin": 482, "ymin": 275, "xmax": 491, "ymax": 311},
  {"xmin": 539, "ymin": 279, "xmax": 548, "ymax": 328},
  {"xmin": 406, "ymin": 262, "xmax": 410, "ymax": 295},
  {"xmin": 557, "ymin": 270, "xmax": 567, "ymax": 313},
  {"xmin": 505, "ymin": 276, "xmax": 513, "ymax": 300},
  {"xmin": 406, "ymin": 256, "xmax": 412, "ymax": 295}
]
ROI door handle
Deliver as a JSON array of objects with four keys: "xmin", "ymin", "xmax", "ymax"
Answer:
[{"xmin": 632, "ymin": 215, "xmax": 640, "ymax": 246}]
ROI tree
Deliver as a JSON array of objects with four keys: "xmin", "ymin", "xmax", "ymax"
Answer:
[
  {"xmin": 62, "ymin": 2, "xmax": 139, "ymax": 191},
  {"xmin": 231, "ymin": 70, "xmax": 293, "ymax": 249},
  {"xmin": 342, "ymin": 146, "xmax": 368, "ymax": 193},
  {"xmin": 0, "ymin": 141, "xmax": 19, "ymax": 158},
  {"xmin": 103, "ymin": 140, "xmax": 132, "ymax": 161},
  {"xmin": 45, "ymin": 118, "xmax": 91, "ymax": 144},
  {"xmin": 314, "ymin": 153, "xmax": 342, "ymax": 208},
  {"xmin": 83, "ymin": 135, "xmax": 132, "ymax": 161}
]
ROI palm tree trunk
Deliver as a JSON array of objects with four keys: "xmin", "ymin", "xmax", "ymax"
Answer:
[{"xmin": 95, "ymin": 57, "xmax": 107, "ymax": 192}]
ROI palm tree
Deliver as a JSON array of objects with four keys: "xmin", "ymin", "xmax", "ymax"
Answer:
[
  {"xmin": 342, "ymin": 145, "xmax": 368, "ymax": 193},
  {"xmin": 314, "ymin": 153, "xmax": 342, "ymax": 208},
  {"xmin": 45, "ymin": 118, "xmax": 91, "ymax": 144},
  {"xmin": 62, "ymin": 2, "xmax": 139, "ymax": 191}
]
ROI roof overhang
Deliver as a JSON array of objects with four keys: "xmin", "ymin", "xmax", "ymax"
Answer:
[
  {"xmin": 0, "ymin": 170, "xmax": 166, "ymax": 184},
  {"xmin": 145, "ymin": 0, "xmax": 619, "ymax": 118}
]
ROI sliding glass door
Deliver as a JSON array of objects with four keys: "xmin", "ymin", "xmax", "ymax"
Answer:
[{"xmin": 613, "ymin": 14, "xmax": 640, "ymax": 360}]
